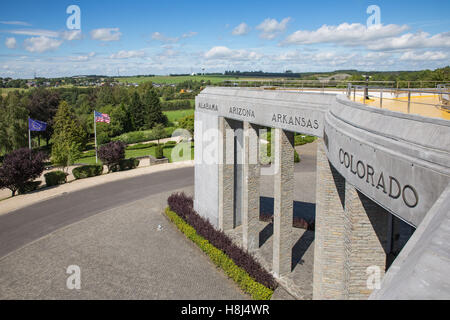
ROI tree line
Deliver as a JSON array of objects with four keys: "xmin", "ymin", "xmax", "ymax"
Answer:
[{"xmin": 0, "ymin": 82, "xmax": 179, "ymax": 156}]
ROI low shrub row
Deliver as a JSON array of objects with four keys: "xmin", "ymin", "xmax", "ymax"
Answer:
[
  {"xmin": 44, "ymin": 170, "xmax": 67, "ymax": 186},
  {"xmin": 161, "ymin": 99, "xmax": 192, "ymax": 111},
  {"xmin": 294, "ymin": 150, "xmax": 300, "ymax": 163},
  {"xmin": 165, "ymin": 207, "xmax": 273, "ymax": 300},
  {"xmin": 111, "ymin": 158, "xmax": 140, "ymax": 172},
  {"xmin": 164, "ymin": 140, "xmax": 177, "ymax": 146},
  {"xmin": 73, "ymin": 165, "xmax": 103, "ymax": 179},
  {"xmin": 18, "ymin": 181, "xmax": 41, "ymax": 195},
  {"xmin": 167, "ymin": 192, "xmax": 277, "ymax": 291},
  {"xmin": 294, "ymin": 135, "xmax": 316, "ymax": 146}
]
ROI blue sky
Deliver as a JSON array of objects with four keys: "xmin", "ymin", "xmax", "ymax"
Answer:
[{"xmin": 0, "ymin": 0, "xmax": 449, "ymax": 78}]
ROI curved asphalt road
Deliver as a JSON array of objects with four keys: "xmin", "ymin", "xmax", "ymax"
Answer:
[{"xmin": 0, "ymin": 166, "xmax": 194, "ymax": 259}]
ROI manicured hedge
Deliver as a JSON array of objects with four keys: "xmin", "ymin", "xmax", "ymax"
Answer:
[
  {"xmin": 73, "ymin": 165, "xmax": 103, "ymax": 179},
  {"xmin": 294, "ymin": 134, "xmax": 316, "ymax": 146},
  {"xmin": 164, "ymin": 140, "xmax": 177, "ymax": 146},
  {"xmin": 161, "ymin": 99, "xmax": 192, "ymax": 111},
  {"xmin": 18, "ymin": 181, "xmax": 41, "ymax": 195},
  {"xmin": 294, "ymin": 150, "xmax": 300, "ymax": 163},
  {"xmin": 155, "ymin": 145, "xmax": 164, "ymax": 159},
  {"xmin": 44, "ymin": 170, "xmax": 67, "ymax": 186},
  {"xmin": 167, "ymin": 192, "xmax": 277, "ymax": 292},
  {"xmin": 165, "ymin": 207, "xmax": 273, "ymax": 300},
  {"xmin": 117, "ymin": 158, "xmax": 140, "ymax": 171}
]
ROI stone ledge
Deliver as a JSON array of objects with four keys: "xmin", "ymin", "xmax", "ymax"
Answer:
[{"xmin": 149, "ymin": 155, "xmax": 169, "ymax": 166}]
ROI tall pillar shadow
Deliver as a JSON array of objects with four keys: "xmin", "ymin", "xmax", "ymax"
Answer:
[{"xmin": 258, "ymin": 196, "xmax": 316, "ymax": 270}]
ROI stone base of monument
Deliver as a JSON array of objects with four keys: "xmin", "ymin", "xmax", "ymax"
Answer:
[{"xmin": 149, "ymin": 155, "xmax": 169, "ymax": 166}]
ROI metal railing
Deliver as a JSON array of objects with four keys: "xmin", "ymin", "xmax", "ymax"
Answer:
[
  {"xmin": 210, "ymin": 79, "xmax": 450, "ymax": 118},
  {"xmin": 218, "ymin": 79, "xmax": 449, "ymax": 90},
  {"xmin": 346, "ymin": 83, "xmax": 450, "ymax": 115},
  {"xmin": 219, "ymin": 79, "xmax": 396, "ymax": 89}
]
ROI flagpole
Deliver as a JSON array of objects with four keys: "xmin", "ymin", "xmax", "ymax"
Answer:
[
  {"xmin": 94, "ymin": 111, "xmax": 98, "ymax": 163},
  {"xmin": 28, "ymin": 117, "xmax": 31, "ymax": 150}
]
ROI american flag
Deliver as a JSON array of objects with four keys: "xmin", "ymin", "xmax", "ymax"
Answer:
[{"xmin": 94, "ymin": 111, "xmax": 110, "ymax": 123}]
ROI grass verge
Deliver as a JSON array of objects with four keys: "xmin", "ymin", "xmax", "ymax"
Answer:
[{"xmin": 164, "ymin": 207, "xmax": 274, "ymax": 300}]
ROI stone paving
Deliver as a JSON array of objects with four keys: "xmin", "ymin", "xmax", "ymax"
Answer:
[{"xmin": 0, "ymin": 186, "xmax": 247, "ymax": 300}]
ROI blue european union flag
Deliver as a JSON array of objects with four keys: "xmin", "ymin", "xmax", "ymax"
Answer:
[{"xmin": 29, "ymin": 118, "xmax": 47, "ymax": 132}]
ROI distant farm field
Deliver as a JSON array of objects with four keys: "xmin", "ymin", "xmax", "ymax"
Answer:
[
  {"xmin": 115, "ymin": 75, "xmax": 247, "ymax": 85},
  {"xmin": 0, "ymin": 88, "xmax": 30, "ymax": 96}
]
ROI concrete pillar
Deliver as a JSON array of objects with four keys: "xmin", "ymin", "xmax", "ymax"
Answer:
[
  {"xmin": 344, "ymin": 184, "xmax": 389, "ymax": 299},
  {"xmin": 242, "ymin": 122, "xmax": 260, "ymax": 252},
  {"xmin": 313, "ymin": 140, "xmax": 347, "ymax": 299},
  {"xmin": 218, "ymin": 117, "xmax": 234, "ymax": 231},
  {"xmin": 272, "ymin": 128, "xmax": 294, "ymax": 277},
  {"xmin": 233, "ymin": 122, "xmax": 244, "ymax": 227}
]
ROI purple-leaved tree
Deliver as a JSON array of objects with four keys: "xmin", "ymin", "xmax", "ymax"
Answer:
[
  {"xmin": 0, "ymin": 148, "xmax": 47, "ymax": 196},
  {"xmin": 98, "ymin": 141, "xmax": 126, "ymax": 172}
]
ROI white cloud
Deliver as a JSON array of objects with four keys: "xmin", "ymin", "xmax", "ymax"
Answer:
[
  {"xmin": 69, "ymin": 52, "xmax": 95, "ymax": 62},
  {"xmin": 283, "ymin": 23, "xmax": 408, "ymax": 46},
  {"xmin": 152, "ymin": 31, "xmax": 177, "ymax": 43},
  {"xmin": 5, "ymin": 37, "xmax": 17, "ymax": 49},
  {"xmin": 110, "ymin": 50, "xmax": 145, "ymax": 59},
  {"xmin": 256, "ymin": 17, "xmax": 291, "ymax": 39},
  {"xmin": 90, "ymin": 28, "xmax": 122, "ymax": 41},
  {"xmin": 182, "ymin": 31, "xmax": 198, "ymax": 38},
  {"xmin": 8, "ymin": 29, "xmax": 60, "ymax": 38},
  {"xmin": 61, "ymin": 30, "xmax": 82, "ymax": 41},
  {"xmin": 232, "ymin": 23, "xmax": 250, "ymax": 36},
  {"xmin": 204, "ymin": 46, "xmax": 262, "ymax": 60},
  {"xmin": 24, "ymin": 36, "xmax": 62, "ymax": 53},
  {"xmin": 367, "ymin": 31, "xmax": 450, "ymax": 50},
  {"xmin": 6, "ymin": 29, "xmax": 81, "ymax": 42},
  {"xmin": 364, "ymin": 52, "xmax": 392, "ymax": 59},
  {"xmin": 69, "ymin": 55, "xmax": 89, "ymax": 62},
  {"xmin": 400, "ymin": 50, "xmax": 448, "ymax": 61},
  {"xmin": 152, "ymin": 31, "xmax": 197, "ymax": 43},
  {"xmin": 0, "ymin": 21, "xmax": 31, "ymax": 26},
  {"xmin": 271, "ymin": 49, "xmax": 397, "ymax": 69}
]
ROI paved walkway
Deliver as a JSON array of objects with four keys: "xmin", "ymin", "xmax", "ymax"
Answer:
[{"xmin": 0, "ymin": 187, "xmax": 247, "ymax": 299}]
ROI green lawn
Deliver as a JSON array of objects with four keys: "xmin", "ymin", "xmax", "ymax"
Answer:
[{"xmin": 163, "ymin": 109, "xmax": 194, "ymax": 124}]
